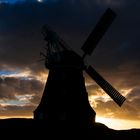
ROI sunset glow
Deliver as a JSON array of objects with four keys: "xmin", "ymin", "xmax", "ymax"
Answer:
[
  {"xmin": 96, "ymin": 116, "xmax": 140, "ymax": 130},
  {"xmin": 1, "ymin": 114, "xmax": 140, "ymax": 130}
]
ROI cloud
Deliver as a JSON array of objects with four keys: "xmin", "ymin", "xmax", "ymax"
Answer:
[
  {"xmin": 0, "ymin": 0, "xmax": 139, "ymax": 73},
  {"xmin": 92, "ymin": 99, "xmax": 140, "ymax": 120},
  {"xmin": 88, "ymin": 85, "xmax": 140, "ymax": 120},
  {"xmin": 0, "ymin": 76, "xmax": 44, "ymax": 99},
  {"xmin": 0, "ymin": 104, "xmax": 35, "ymax": 117},
  {"xmin": 0, "ymin": 0, "xmax": 140, "ymax": 120},
  {"xmin": 0, "ymin": 75, "xmax": 44, "ymax": 117}
]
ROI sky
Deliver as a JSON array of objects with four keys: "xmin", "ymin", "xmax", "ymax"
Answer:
[{"xmin": 0, "ymin": 0, "xmax": 140, "ymax": 130}]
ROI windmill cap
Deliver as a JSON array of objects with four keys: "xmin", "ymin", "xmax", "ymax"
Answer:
[{"xmin": 45, "ymin": 50, "xmax": 84, "ymax": 69}]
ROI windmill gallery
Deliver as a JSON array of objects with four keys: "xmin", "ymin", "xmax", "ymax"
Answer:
[{"xmin": 34, "ymin": 8, "xmax": 126, "ymax": 127}]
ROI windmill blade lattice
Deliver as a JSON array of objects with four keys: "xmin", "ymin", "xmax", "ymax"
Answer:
[{"xmin": 85, "ymin": 65, "xmax": 126, "ymax": 107}]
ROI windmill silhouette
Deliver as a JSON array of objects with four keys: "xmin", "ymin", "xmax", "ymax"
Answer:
[{"xmin": 34, "ymin": 8, "xmax": 126, "ymax": 126}]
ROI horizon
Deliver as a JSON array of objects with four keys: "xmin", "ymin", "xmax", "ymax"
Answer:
[{"xmin": 0, "ymin": 115, "xmax": 139, "ymax": 130}]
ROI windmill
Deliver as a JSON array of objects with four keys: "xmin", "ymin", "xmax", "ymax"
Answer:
[{"xmin": 34, "ymin": 8, "xmax": 126, "ymax": 126}]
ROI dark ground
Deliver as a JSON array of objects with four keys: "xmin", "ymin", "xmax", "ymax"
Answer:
[{"xmin": 0, "ymin": 118, "xmax": 139, "ymax": 140}]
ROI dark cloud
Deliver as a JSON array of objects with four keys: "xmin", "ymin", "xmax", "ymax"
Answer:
[
  {"xmin": 0, "ymin": 75, "xmax": 44, "ymax": 117},
  {"xmin": 126, "ymin": 88, "xmax": 140, "ymax": 110},
  {"xmin": 30, "ymin": 94, "xmax": 42, "ymax": 104},
  {"xmin": 127, "ymin": 88, "xmax": 140, "ymax": 100},
  {"xmin": 0, "ymin": 0, "xmax": 139, "ymax": 74},
  {"xmin": 0, "ymin": 77, "xmax": 17, "ymax": 99},
  {"xmin": 0, "ymin": 2, "xmax": 48, "ymax": 73},
  {"xmin": 0, "ymin": 77, "xmax": 44, "ymax": 100},
  {"xmin": 16, "ymin": 78, "xmax": 43, "ymax": 95}
]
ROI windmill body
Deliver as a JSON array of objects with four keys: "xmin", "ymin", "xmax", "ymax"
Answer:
[{"xmin": 34, "ymin": 50, "xmax": 96, "ymax": 126}]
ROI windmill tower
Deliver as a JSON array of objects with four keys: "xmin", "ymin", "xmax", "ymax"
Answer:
[{"xmin": 34, "ymin": 8, "xmax": 126, "ymax": 126}]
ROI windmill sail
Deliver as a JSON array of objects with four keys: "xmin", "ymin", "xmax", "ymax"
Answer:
[
  {"xmin": 85, "ymin": 65, "xmax": 126, "ymax": 107},
  {"xmin": 81, "ymin": 8, "xmax": 116, "ymax": 56}
]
